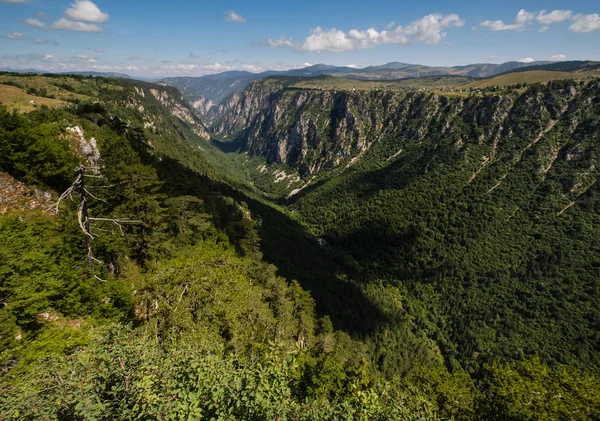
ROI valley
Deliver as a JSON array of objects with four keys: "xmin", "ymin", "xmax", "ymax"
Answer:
[{"xmin": 1, "ymin": 62, "xmax": 600, "ymax": 419}]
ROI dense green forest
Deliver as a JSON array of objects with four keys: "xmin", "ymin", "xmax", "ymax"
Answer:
[{"xmin": 1, "ymin": 74, "xmax": 599, "ymax": 420}]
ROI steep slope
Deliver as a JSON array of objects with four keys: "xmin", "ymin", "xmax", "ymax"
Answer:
[
  {"xmin": 2, "ymin": 72, "xmax": 600, "ymax": 419},
  {"xmin": 161, "ymin": 60, "xmax": 565, "ymax": 119},
  {"xmin": 210, "ymin": 76, "xmax": 600, "ymax": 373}
]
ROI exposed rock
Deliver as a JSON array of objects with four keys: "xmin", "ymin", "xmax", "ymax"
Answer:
[
  {"xmin": 0, "ymin": 172, "xmax": 53, "ymax": 214},
  {"xmin": 149, "ymin": 88, "xmax": 210, "ymax": 140},
  {"xmin": 66, "ymin": 126, "xmax": 101, "ymax": 171},
  {"xmin": 212, "ymin": 79, "xmax": 598, "ymax": 179}
]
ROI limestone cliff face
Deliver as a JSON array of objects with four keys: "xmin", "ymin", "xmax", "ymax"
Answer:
[
  {"xmin": 191, "ymin": 96, "xmax": 216, "ymax": 116},
  {"xmin": 212, "ymin": 78, "xmax": 599, "ymax": 177},
  {"xmin": 147, "ymin": 87, "xmax": 210, "ymax": 140},
  {"xmin": 210, "ymin": 78, "xmax": 293, "ymax": 135}
]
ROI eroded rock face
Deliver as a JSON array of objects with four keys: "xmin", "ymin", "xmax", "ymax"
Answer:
[
  {"xmin": 66, "ymin": 126, "xmax": 101, "ymax": 171},
  {"xmin": 148, "ymin": 88, "xmax": 210, "ymax": 140},
  {"xmin": 0, "ymin": 172, "xmax": 53, "ymax": 214},
  {"xmin": 192, "ymin": 96, "xmax": 216, "ymax": 116},
  {"xmin": 212, "ymin": 79, "xmax": 596, "ymax": 177}
]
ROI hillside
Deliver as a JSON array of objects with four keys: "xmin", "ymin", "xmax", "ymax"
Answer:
[
  {"xmin": 0, "ymin": 72, "xmax": 477, "ymax": 420},
  {"xmin": 161, "ymin": 60, "xmax": 563, "ymax": 119},
  {"xmin": 2, "ymin": 72, "xmax": 600, "ymax": 420},
  {"xmin": 209, "ymin": 75, "xmax": 600, "ymax": 385}
]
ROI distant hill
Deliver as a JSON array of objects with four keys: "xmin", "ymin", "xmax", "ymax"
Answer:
[
  {"xmin": 161, "ymin": 60, "xmax": 566, "ymax": 115},
  {"xmin": 0, "ymin": 69, "xmax": 131, "ymax": 79}
]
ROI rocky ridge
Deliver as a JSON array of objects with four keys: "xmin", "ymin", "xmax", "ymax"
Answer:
[{"xmin": 212, "ymin": 78, "xmax": 600, "ymax": 181}]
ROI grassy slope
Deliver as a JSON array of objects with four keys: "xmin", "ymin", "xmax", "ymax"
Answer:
[
  {"xmin": 463, "ymin": 70, "xmax": 599, "ymax": 88},
  {"xmin": 0, "ymin": 84, "xmax": 66, "ymax": 112},
  {"xmin": 289, "ymin": 75, "xmax": 473, "ymax": 91}
]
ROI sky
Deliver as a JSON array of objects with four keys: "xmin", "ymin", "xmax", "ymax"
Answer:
[{"xmin": 1, "ymin": 0, "xmax": 599, "ymax": 77}]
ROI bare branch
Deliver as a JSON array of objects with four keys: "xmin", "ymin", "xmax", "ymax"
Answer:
[
  {"xmin": 77, "ymin": 202, "xmax": 94, "ymax": 239},
  {"xmin": 93, "ymin": 274, "xmax": 107, "ymax": 283},
  {"xmin": 88, "ymin": 218, "xmax": 142, "ymax": 223},
  {"xmin": 83, "ymin": 187, "xmax": 107, "ymax": 203}
]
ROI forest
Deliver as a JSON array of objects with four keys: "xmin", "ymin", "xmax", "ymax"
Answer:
[{"xmin": 0, "ymin": 74, "xmax": 599, "ymax": 420}]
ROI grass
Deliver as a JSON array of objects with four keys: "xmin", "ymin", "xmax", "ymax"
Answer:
[
  {"xmin": 289, "ymin": 75, "xmax": 473, "ymax": 92},
  {"xmin": 462, "ymin": 70, "xmax": 598, "ymax": 88},
  {"xmin": 0, "ymin": 84, "xmax": 66, "ymax": 112},
  {"xmin": 0, "ymin": 74, "xmax": 129, "ymax": 112}
]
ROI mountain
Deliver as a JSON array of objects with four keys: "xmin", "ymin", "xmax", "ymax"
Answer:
[
  {"xmin": 0, "ymin": 69, "xmax": 132, "ymax": 79},
  {"xmin": 2, "ymin": 71, "xmax": 600, "ymax": 419},
  {"xmin": 161, "ymin": 60, "xmax": 562, "ymax": 118},
  {"xmin": 209, "ymin": 73, "xmax": 600, "ymax": 365}
]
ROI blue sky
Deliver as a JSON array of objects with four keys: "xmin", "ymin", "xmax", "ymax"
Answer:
[{"xmin": 1, "ymin": 0, "xmax": 599, "ymax": 77}]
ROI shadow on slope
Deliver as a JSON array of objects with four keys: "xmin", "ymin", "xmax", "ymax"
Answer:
[{"xmin": 147, "ymin": 151, "xmax": 389, "ymax": 336}]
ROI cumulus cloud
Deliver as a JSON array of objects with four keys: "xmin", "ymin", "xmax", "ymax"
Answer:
[
  {"xmin": 225, "ymin": 10, "xmax": 246, "ymax": 23},
  {"xmin": 19, "ymin": 1, "xmax": 109, "ymax": 32},
  {"xmin": 72, "ymin": 54, "xmax": 98, "ymax": 63},
  {"xmin": 35, "ymin": 38, "xmax": 59, "ymax": 45},
  {"xmin": 266, "ymin": 14, "xmax": 464, "ymax": 53},
  {"xmin": 24, "ymin": 18, "xmax": 47, "ymax": 29},
  {"xmin": 0, "ymin": 0, "xmax": 31, "ymax": 3},
  {"xmin": 550, "ymin": 54, "xmax": 567, "ymax": 61},
  {"xmin": 481, "ymin": 9, "xmax": 600, "ymax": 33},
  {"xmin": 537, "ymin": 10, "xmax": 573, "ymax": 25},
  {"xmin": 569, "ymin": 14, "xmax": 600, "ymax": 32},
  {"xmin": 480, "ymin": 9, "xmax": 537, "ymax": 31},
  {"xmin": 51, "ymin": 18, "xmax": 102, "ymax": 32},
  {"xmin": 266, "ymin": 35, "xmax": 297, "ymax": 48},
  {"xmin": 5, "ymin": 32, "xmax": 27, "ymax": 40},
  {"xmin": 518, "ymin": 57, "xmax": 535, "ymax": 63},
  {"xmin": 65, "ymin": 0, "xmax": 109, "ymax": 23}
]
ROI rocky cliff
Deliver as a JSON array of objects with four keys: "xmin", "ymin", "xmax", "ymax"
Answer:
[{"xmin": 212, "ymin": 77, "xmax": 600, "ymax": 180}]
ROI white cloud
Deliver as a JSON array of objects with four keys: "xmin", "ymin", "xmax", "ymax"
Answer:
[
  {"xmin": 518, "ymin": 57, "xmax": 535, "ymax": 63},
  {"xmin": 36, "ymin": 11, "xmax": 48, "ymax": 19},
  {"xmin": 280, "ymin": 13, "xmax": 464, "ymax": 53},
  {"xmin": 303, "ymin": 62, "xmax": 312, "ymax": 67},
  {"xmin": 481, "ymin": 9, "xmax": 573, "ymax": 31},
  {"xmin": 24, "ymin": 18, "xmax": 47, "ymax": 29},
  {"xmin": 569, "ymin": 14, "xmax": 600, "ymax": 32},
  {"xmin": 266, "ymin": 35, "xmax": 296, "ymax": 48},
  {"xmin": 72, "ymin": 54, "xmax": 98, "ymax": 63},
  {"xmin": 5, "ymin": 32, "xmax": 27, "ymax": 40},
  {"xmin": 537, "ymin": 10, "xmax": 572, "ymax": 25},
  {"xmin": 538, "ymin": 26, "xmax": 549, "ymax": 32},
  {"xmin": 64, "ymin": 0, "xmax": 109, "ymax": 23},
  {"xmin": 550, "ymin": 54, "xmax": 567, "ymax": 61},
  {"xmin": 480, "ymin": 9, "xmax": 536, "ymax": 31},
  {"xmin": 35, "ymin": 38, "xmax": 59, "ymax": 45},
  {"xmin": 225, "ymin": 10, "xmax": 246, "ymax": 23},
  {"xmin": 0, "ymin": 0, "xmax": 31, "ymax": 3},
  {"xmin": 51, "ymin": 18, "xmax": 102, "ymax": 32},
  {"xmin": 21, "ymin": 1, "xmax": 110, "ymax": 32},
  {"xmin": 346, "ymin": 64, "xmax": 358, "ymax": 68},
  {"xmin": 43, "ymin": 54, "xmax": 55, "ymax": 61}
]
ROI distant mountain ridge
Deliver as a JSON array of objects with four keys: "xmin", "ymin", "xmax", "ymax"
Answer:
[
  {"xmin": 0, "ymin": 68, "xmax": 132, "ymax": 79},
  {"xmin": 161, "ymin": 60, "xmax": 588, "ymax": 117}
]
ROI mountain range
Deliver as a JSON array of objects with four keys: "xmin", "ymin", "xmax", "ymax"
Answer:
[{"xmin": 160, "ymin": 60, "xmax": 562, "ymax": 112}]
